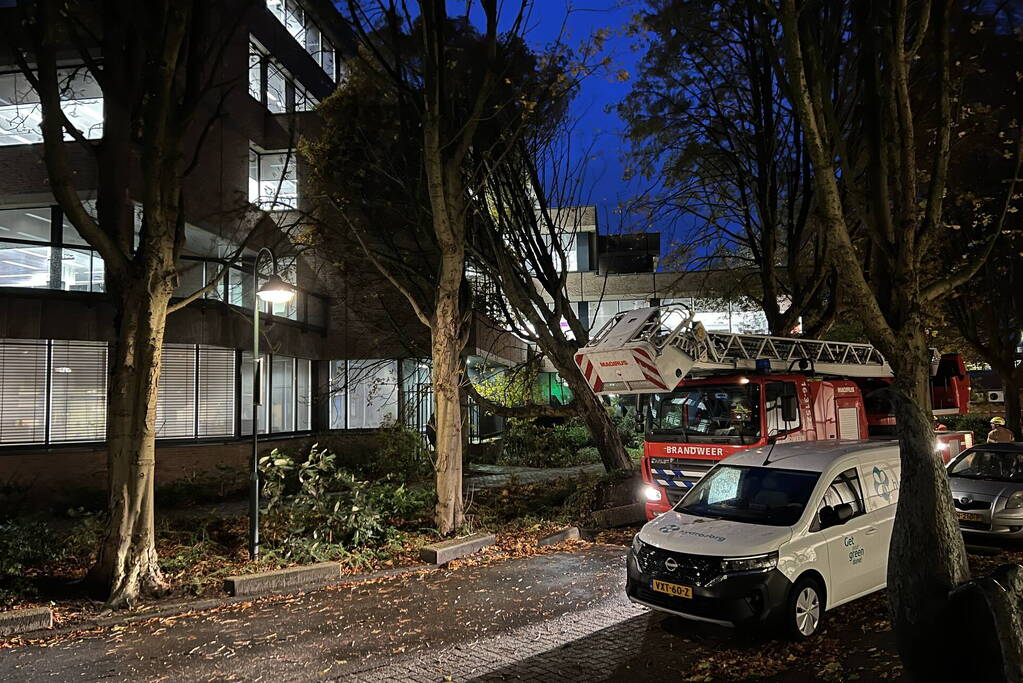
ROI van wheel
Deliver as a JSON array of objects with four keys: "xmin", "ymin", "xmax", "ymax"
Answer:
[{"xmin": 785, "ymin": 577, "xmax": 825, "ymax": 640}]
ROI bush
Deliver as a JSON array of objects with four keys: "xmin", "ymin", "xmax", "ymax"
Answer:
[
  {"xmin": 0, "ymin": 519, "xmax": 66, "ymax": 605},
  {"xmin": 498, "ymin": 410, "xmax": 642, "ymax": 469},
  {"xmin": 155, "ymin": 465, "xmax": 246, "ymax": 509},
  {"xmin": 259, "ymin": 445, "xmax": 434, "ymax": 563},
  {"xmin": 367, "ymin": 421, "xmax": 434, "ymax": 482}
]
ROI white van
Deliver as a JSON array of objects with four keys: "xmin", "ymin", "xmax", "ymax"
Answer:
[{"xmin": 626, "ymin": 440, "xmax": 901, "ymax": 639}]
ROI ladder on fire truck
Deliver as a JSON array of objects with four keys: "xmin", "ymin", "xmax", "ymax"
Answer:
[{"xmin": 574, "ymin": 304, "xmax": 893, "ymax": 395}]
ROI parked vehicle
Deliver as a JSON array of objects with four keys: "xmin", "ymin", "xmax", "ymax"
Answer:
[
  {"xmin": 947, "ymin": 443, "xmax": 1023, "ymax": 539},
  {"xmin": 626, "ymin": 440, "xmax": 901, "ymax": 639},
  {"xmin": 573, "ymin": 304, "xmax": 972, "ymax": 519}
]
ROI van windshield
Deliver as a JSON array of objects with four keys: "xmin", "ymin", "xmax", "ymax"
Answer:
[
  {"xmin": 648, "ymin": 384, "xmax": 761, "ymax": 444},
  {"xmin": 677, "ymin": 465, "xmax": 820, "ymax": 527}
]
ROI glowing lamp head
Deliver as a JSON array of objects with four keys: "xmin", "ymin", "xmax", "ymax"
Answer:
[{"xmin": 256, "ymin": 273, "xmax": 296, "ymax": 304}]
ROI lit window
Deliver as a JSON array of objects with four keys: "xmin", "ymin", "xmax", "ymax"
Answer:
[
  {"xmin": 49, "ymin": 341, "xmax": 107, "ymax": 442},
  {"xmin": 156, "ymin": 344, "xmax": 198, "ymax": 439},
  {"xmin": 264, "ymin": 1, "xmax": 337, "ymax": 81},
  {"xmin": 249, "ymin": 148, "xmax": 298, "ymax": 210},
  {"xmin": 0, "ymin": 69, "xmax": 103, "ymax": 146},
  {"xmin": 0, "ymin": 207, "xmax": 104, "ymax": 292}
]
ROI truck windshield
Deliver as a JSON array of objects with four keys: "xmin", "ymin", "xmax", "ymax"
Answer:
[
  {"xmin": 649, "ymin": 384, "xmax": 761, "ymax": 443},
  {"xmin": 677, "ymin": 465, "xmax": 820, "ymax": 527}
]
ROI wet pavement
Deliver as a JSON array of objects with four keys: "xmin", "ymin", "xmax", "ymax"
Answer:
[{"xmin": 0, "ymin": 544, "xmax": 903, "ymax": 682}]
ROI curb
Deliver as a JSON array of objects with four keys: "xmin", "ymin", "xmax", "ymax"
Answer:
[
  {"xmin": 0, "ymin": 607, "xmax": 53, "ymax": 636},
  {"xmin": 224, "ymin": 561, "xmax": 340, "ymax": 597},
  {"xmin": 536, "ymin": 526, "xmax": 580, "ymax": 547},
  {"xmin": 420, "ymin": 532, "xmax": 497, "ymax": 564}
]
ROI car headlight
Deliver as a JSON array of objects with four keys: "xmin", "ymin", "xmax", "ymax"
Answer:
[
  {"xmin": 720, "ymin": 552, "xmax": 778, "ymax": 574},
  {"xmin": 643, "ymin": 485, "xmax": 663, "ymax": 502},
  {"xmin": 632, "ymin": 534, "xmax": 643, "ymax": 554},
  {"xmin": 1005, "ymin": 491, "xmax": 1023, "ymax": 510}
]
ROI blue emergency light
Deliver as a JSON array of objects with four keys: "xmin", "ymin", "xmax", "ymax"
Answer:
[{"xmin": 756, "ymin": 358, "xmax": 772, "ymax": 373}]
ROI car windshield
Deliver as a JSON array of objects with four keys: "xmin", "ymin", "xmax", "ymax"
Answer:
[
  {"xmin": 677, "ymin": 465, "xmax": 820, "ymax": 527},
  {"xmin": 949, "ymin": 449, "xmax": 1023, "ymax": 482},
  {"xmin": 648, "ymin": 384, "xmax": 761, "ymax": 444}
]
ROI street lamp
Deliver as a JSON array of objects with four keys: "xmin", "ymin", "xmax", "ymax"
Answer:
[{"xmin": 250, "ymin": 247, "xmax": 296, "ymax": 560}]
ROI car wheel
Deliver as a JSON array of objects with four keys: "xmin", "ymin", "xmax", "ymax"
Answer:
[{"xmin": 786, "ymin": 577, "xmax": 825, "ymax": 640}]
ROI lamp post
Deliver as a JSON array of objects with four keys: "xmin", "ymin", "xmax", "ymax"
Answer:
[{"xmin": 250, "ymin": 247, "xmax": 296, "ymax": 560}]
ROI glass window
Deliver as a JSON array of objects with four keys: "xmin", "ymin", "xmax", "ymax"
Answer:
[
  {"xmin": 156, "ymin": 344, "xmax": 197, "ymax": 439},
  {"xmin": 0, "ymin": 207, "xmax": 52, "ymax": 242},
  {"xmin": 816, "ymin": 468, "xmax": 865, "ymax": 519},
  {"xmin": 249, "ymin": 148, "xmax": 298, "ymax": 210},
  {"xmin": 198, "ymin": 347, "xmax": 235, "ymax": 437},
  {"xmin": 248, "ymin": 44, "xmax": 263, "ymax": 102},
  {"xmin": 765, "ymin": 381, "xmax": 801, "ymax": 434},
  {"xmin": 49, "ymin": 341, "xmax": 106, "ymax": 442},
  {"xmin": 296, "ymin": 358, "xmax": 311, "ymax": 431},
  {"xmin": 347, "ymin": 360, "xmax": 398, "ymax": 429},
  {"xmin": 266, "ymin": 0, "xmax": 285, "ymax": 22},
  {"xmin": 329, "ymin": 360, "xmax": 346, "ymax": 429},
  {"xmin": 649, "ymin": 384, "xmax": 761, "ymax": 445},
  {"xmin": 322, "ymin": 41, "xmax": 335, "ymax": 80},
  {"xmin": 264, "ymin": 1, "xmax": 337, "ymax": 81},
  {"xmin": 59, "ymin": 248, "xmax": 97, "ymax": 292},
  {"xmin": 0, "ymin": 242, "xmax": 52, "ymax": 288},
  {"xmin": 950, "ymin": 449, "xmax": 1023, "ymax": 483},
  {"xmin": 0, "ymin": 69, "xmax": 103, "ymax": 146},
  {"xmin": 678, "ymin": 465, "xmax": 821, "ymax": 527},
  {"xmin": 271, "ymin": 355, "xmax": 295, "ymax": 432},
  {"xmin": 0, "ymin": 339, "xmax": 48, "ymax": 444},
  {"xmin": 61, "ymin": 213, "xmax": 89, "ymax": 246},
  {"xmin": 265, "ymin": 63, "xmax": 288, "ymax": 114},
  {"xmin": 240, "ymin": 352, "xmax": 269, "ymax": 435},
  {"xmin": 173, "ymin": 260, "xmax": 205, "ymax": 299}
]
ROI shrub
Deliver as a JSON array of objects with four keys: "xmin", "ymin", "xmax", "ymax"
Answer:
[
  {"xmin": 367, "ymin": 421, "xmax": 434, "ymax": 482},
  {"xmin": 155, "ymin": 465, "xmax": 246, "ymax": 509},
  {"xmin": 0, "ymin": 518, "xmax": 66, "ymax": 605},
  {"xmin": 498, "ymin": 410, "xmax": 642, "ymax": 469},
  {"xmin": 259, "ymin": 445, "xmax": 434, "ymax": 563}
]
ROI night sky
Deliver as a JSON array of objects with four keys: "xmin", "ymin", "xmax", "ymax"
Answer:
[{"xmin": 522, "ymin": 1, "xmax": 651, "ymax": 237}]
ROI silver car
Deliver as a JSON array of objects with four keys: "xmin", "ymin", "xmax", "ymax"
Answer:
[{"xmin": 947, "ymin": 443, "xmax": 1023, "ymax": 539}]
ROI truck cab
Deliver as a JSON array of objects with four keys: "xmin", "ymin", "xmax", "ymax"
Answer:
[{"xmin": 642, "ymin": 374, "xmax": 868, "ymax": 518}]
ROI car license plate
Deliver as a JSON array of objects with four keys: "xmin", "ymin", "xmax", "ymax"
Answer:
[
  {"xmin": 652, "ymin": 579, "xmax": 693, "ymax": 599},
  {"xmin": 957, "ymin": 512, "xmax": 984, "ymax": 523}
]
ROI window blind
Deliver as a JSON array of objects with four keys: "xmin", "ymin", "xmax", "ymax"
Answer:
[
  {"xmin": 0, "ymin": 339, "xmax": 48, "ymax": 444},
  {"xmin": 296, "ymin": 359, "xmax": 311, "ymax": 431},
  {"xmin": 271, "ymin": 356, "xmax": 295, "ymax": 433},
  {"xmin": 50, "ymin": 340, "xmax": 107, "ymax": 442},
  {"xmin": 198, "ymin": 346, "xmax": 235, "ymax": 437},
  {"xmin": 156, "ymin": 344, "xmax": 196, "ymax": 439}
]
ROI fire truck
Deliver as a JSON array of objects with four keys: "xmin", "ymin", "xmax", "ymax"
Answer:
[{"xmin": 573, "ymin": 304, "xmax": 973, "ymax": 519}]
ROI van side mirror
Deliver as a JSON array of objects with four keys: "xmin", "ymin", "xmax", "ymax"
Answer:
[
  {"xmin": 781, "ymin": 394, "xmax": 798, "ymax": 423},
  {"xmin": 819, "ymin": 503, "xmax": 854, "ymax": 529}
]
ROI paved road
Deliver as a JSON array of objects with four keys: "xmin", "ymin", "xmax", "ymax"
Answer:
[{"xmin": 0, "ymin": 545, "xmax": 902, "ymax": 682}]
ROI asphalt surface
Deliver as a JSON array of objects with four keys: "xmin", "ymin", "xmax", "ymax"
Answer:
[{"xmin": 0, "ymin": 544, "xmax": 902, "ymax": 682}]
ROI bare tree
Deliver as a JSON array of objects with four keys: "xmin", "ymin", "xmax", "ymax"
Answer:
[
  {"xmin": 621, "ymin": 0, "xmax": 837, "ymax": 336},
  {"xmin": 775, "ymin": 0, "xmax": 1022, "ymax": 676},
  {"xmin": 5, "ymin": 0, "xmax": 251, "ymax": 607}
]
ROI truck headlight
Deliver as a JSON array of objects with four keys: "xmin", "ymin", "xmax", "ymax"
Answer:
[
  {"xmin": 1005, "ymin": 491, "xmax": 1023, "ymax": 510},
  {"xmin": 643, "ymin": 486, "xmax": 663, "ymax": 502},
  {"xmin": 720, "ymin": 552, "xmax": 778, "ymax": 574}
]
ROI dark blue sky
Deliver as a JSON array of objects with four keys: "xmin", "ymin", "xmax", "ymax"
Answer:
[{"xmin": 520, "ymin": 1, "xmax": 652, "ymax": 236}]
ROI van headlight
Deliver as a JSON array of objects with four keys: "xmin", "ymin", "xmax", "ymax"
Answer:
[
  {"xmin": 1005, "ymin": 491, "xmax": 1023, "ymax": 510},
  {"xmin": 720, "ymin": 552, "xmax": 778, "ymax": 574},
  {"xmin": 632, "ymin": 534, "xmax": 644, "ymax": 554}
]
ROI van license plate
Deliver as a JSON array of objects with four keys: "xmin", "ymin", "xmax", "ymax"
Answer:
[
  {"xmin": 652, "ymin": 579, "xmax": 693, "ymax": 599},
  {"xmin": 957, "ymin": 512, "xmax": 983, "ymax": 523}
]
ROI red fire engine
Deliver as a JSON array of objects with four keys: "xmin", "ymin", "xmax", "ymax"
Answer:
[{"xmin": 573, "ymin": 305, "xmax": 973, "ymax": 519}]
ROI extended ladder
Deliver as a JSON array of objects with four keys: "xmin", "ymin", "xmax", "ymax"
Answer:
[{"xmin": 574, "ymin": 304, "xmax": 892, "ymax": 395}]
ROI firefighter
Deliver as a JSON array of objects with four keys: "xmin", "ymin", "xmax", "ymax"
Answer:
[{"xmin": 987, "ymin": 416, "xmax": 1014, "ymax": 443}]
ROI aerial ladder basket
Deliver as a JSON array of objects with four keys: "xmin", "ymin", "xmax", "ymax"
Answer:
[{"xmin": 573, "ymin": 304, "xmax": 893, "ymax": 395}]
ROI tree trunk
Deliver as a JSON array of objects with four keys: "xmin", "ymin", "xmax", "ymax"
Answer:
[
  {"xmin": 431, "ymin": 253, "xmax": 465, "ymax": 536},
  {"xmin": 87, "ymin": 285, "xmax": 173, "ymax": 608},
  {"xmin": 555, "ymin": 348, "xmax": 633, "ymax": 473},
  {"xmin": 886, "ymin": 341, "xmax": 971, "ymax": 679}
]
